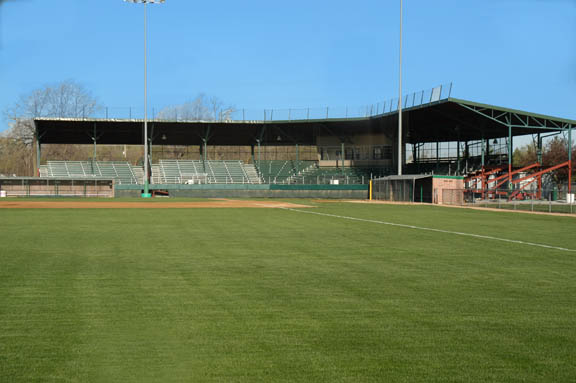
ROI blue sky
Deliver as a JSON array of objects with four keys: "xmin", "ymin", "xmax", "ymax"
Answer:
[{"xmin": 0, "ymin": 0, "xmax": 574, "ymax": 131}]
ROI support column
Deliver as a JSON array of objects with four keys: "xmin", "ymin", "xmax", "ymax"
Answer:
[
  {"xmin": 295, "ymin": 143, "xmax": 299, "ymax": 174},
  {"xmin": 93, "ymin": 123, "xmax": 97, "ymax": 164},
  {"xmin": 417, "ymin": 143, "xmax": 422, "ymax": 174},
  {"xmin": 341, "ymin": 142, "xmax": 345, "ymax": 174},
  {"xmin": 456, "ymin": 141, "xmax": 460, "ymax": 175},
  {"xmin": 464, "ymin": 141, "xmax": 469, "ymax": 173},
  {"xmin": 508, "ymin": 121, "xmax": 513, "ymax": 194},
  {"xmin": 435, "ymin": 142, "xmax": 439, "ymax": 174},
  {"xmin": 35, "ymin": 139, "xmax": 41, "ymax": 177},
  {"xmin": 569, "ymin": 124, "xmax": 572, "ymax": 195},
  {"xmin": 413, "ymin": 144, "xmax": 417, "ymax": 173},
  {"xmin": 202, "ymin": 126, "xmax": 211, "ymax": 173},
  {"xmin": 256, "ymin": 139, "xmax": 262, "ymax": 180},
  {"xmin": 149, "ymin": 123, "xmax": 154, "ymax": 173},
  {"xmin": 202, "ymin": 139, "xmax": 207, "ymax": 172},
  {"xmin": 481, "ymin": 137, "xmax": 485, "ymax": 199},
  {"xmin": 481, "ymin": 137, "xmax": 485, "ymax": 168},
  {"xmin": 537, "ymin": 134, "xmax": 542, "ymax": 199}
]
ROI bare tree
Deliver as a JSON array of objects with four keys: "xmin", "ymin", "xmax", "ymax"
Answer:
[
  {"xmin": 1, "ymin": 80, "xmax": 100, "ymax": 175},
  {"xmin": 0, "ymin": 136, "xmax": 33, "ymax": 176},
  {"xmin": 4, "ymin": 80, "xmax": 100, "ymax": 142},
  {"xmin": 157, "ymin": 93, "xmax": 235, "ymax": 121}
]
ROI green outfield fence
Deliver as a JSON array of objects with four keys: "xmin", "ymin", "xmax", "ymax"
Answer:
[{"xmin": 115, "ymin": 183, "xmax": 369, "ymax": 199}]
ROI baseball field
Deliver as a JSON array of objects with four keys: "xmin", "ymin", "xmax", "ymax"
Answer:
[{"xmin": 0, "ymin": 199, "xmax": 575, "ymax": 382}]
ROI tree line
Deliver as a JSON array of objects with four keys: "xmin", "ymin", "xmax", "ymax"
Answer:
[{"xmin": 513, "ymin": 137, "xmax": 576, "ymax": 184}]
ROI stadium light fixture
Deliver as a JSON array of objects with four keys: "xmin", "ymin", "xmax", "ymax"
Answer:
[{"xmin": 124, "ymin": 0, "xmax": 165, "ymax": 198}]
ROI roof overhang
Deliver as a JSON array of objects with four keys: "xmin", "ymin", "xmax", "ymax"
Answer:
[{"xmin": 33, "ymin": 98, "xmax": 575, "ymax": 146}]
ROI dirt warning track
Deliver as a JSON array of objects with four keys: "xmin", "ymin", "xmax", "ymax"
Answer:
[{"xmin": 0, "ymin": 199, "xmax": 312, "ymax": 209}]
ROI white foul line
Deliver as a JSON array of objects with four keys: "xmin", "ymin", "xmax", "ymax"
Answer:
[{"xmin": 281, "ymin": 208, "xmax": 576, "ymax": 253}]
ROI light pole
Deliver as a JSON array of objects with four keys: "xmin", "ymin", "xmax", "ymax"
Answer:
[
  {"xmin": 397, "ymin": 0, "xmax": 403, "ymax": 176},
  {"xmin": 124, "ymin": 0, "xmax": 164, "ymax": 198}
]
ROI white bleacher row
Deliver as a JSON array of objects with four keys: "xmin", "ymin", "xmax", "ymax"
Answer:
[
  {"xmin": 40, "ymin": 161, "xmax": 139, "ymax": 184},
  {"xmin": 153, "ymin": 160, "xmax": 262, "ymax": 184},
  {"xmin": 39, "ymin": 160, "xmax": 263, "ymax": 185}
]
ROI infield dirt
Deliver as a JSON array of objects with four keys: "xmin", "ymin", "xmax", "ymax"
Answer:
[{"xmin": 0, "ymin": 199, "xmax": 312, "ymax": 209}]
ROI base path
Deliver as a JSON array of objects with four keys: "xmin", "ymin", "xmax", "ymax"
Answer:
[{"xmin": 0, "ymin": 199, "xmax": 312, "ymax": 209}]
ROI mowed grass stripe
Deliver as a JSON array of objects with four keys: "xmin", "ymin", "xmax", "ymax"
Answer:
[
  {"xmin": 281, "ymin": 207, "xmax": 576, "ymax": 252},
  {"xmin": 0, "ymin": 204, "xmax": 575, "ymax": 382}
]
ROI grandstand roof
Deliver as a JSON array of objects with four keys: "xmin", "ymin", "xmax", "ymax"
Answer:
[{"xmin": 34, "ymin": 98, "xmax": 575, "ymax": 146}]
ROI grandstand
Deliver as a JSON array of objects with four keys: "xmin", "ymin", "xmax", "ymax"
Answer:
[{"xmin": 28, "ymin": 92, "xmax": 574, "ymax": 199}]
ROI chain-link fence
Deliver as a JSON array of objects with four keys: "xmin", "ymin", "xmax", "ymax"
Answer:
[
  {"xmin": 34, "ymin": 84, "xmax": 452, "ymax": 122},
  {"xmin": 441, "ymin": 188, "xmax": 576, "ymax": 215},
  {"xmin": 372, "ymin": 178, "xmax": 414, "ymax": 202},
  {"xmin": 268, "ymin": 175, "xmax": 370, "ymax": 185},
  {"xmin": 372, "ymin": 176, "xmax": 435, "ymax": 203},
  {"xmin": 0, "ymin": 178, "xmax": 114, "ymax": 198}
]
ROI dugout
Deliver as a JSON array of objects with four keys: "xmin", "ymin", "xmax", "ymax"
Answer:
[{"xmin": 372, "ymin": 175, "xmax": 464, "ymax": 203}]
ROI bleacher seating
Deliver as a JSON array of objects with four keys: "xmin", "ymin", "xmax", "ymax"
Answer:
[
  {"xmin": 293, "ymin": 166, "xmax": 393, "ymax": 184},
  {"xmin": 155, "ymin": 160, "xmax": 261, "ymax": 184},
  {"xmin": 41, "ymin": 161, "xmax": 139, "ymax": 184},
  {"xmin": 257, "ymin": 160, "xmax": 315, "ymax": 182},
  {"xmin": 39, "ymin": 160, "xmax": 391, "ymax": 185}
]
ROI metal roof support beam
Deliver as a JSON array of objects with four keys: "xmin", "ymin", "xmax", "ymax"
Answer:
[
  {"xmin": 457, "ymin": 103, "xmax": 567, "ymax": 133},
  {"xmin": 512, "ymin": 113, "xmax": 528, "ymax": 127},
  {"xmin": 457, "ymin": 103, "xmax": 510, "ymax": 127},
  {"xmin": 529, "ymin": 116, "xmax": 547, "ymax": 128}
]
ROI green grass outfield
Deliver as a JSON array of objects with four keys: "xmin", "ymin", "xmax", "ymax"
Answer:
[{"xmin": 1, "ymin": 200, "xmax": 575, "ymax": 382}]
